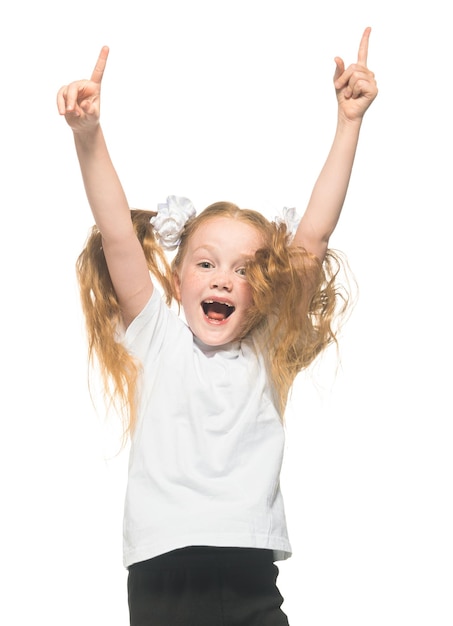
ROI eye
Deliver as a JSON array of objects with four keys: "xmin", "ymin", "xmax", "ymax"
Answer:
[
  {"xmin": 236, "ymin": 267, "xmax": 247, "ymax": 277},
  {"xmin": 198, "ymin": 261, "xmax": 213, "ymax": 269}
]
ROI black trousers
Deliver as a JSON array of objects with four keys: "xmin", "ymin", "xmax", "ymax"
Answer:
[{"xmin": 127, "ymin": 546, "xmax": 290, "ymax": 626}]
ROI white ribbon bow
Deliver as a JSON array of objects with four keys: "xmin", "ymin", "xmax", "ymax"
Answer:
[
  {"xmin": 150, "ymin": 195, "xmax": 196, "ymax": 250},
  {"xmin": 274, "ymin": 206, "xmax": 301, "ymax": 242}
]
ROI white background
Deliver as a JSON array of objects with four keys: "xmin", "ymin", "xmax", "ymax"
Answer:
[{"xmin": 1, "ymin": 1, "xmax": 452, "ymax": 624}]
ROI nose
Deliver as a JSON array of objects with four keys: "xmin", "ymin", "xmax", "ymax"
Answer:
[{"xmin": 211, "ymin": 269, "xmax": 232, "ymax": 291}]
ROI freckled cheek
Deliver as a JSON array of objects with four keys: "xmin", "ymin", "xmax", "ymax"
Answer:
[
  {"xmin": 240, "ymin": 283, "xmax": 254, "ymax": 308},
  {"xmin": 178, "ymin": 271, "xmax": 204, "ymax": 303}
]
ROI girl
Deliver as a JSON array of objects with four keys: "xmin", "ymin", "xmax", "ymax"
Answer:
[{"xmin": 57, "ymin": 28, "xmax": 377, "ymax": 626}]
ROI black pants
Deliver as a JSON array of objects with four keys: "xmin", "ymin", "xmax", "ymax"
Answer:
[{"xmin": 128, "ymin": 546, "xmax": 290, "ymax": 625}]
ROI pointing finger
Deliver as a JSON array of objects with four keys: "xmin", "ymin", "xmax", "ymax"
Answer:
[
  {"xmin": 357, "ymin": 27, "xmax": 371, "ymax": 66},
  {"xmin": 90, "ymin": 46, "xmax": 109, "ymax": 84}
]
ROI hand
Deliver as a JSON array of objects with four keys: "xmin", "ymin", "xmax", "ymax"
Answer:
[
  {"xmin": 57, "ymin": 46, "xmax": 109, "ymax": 133},
  {"xmin": 333, "ymin": 27, "xmax": 378, "ymax": 122}
]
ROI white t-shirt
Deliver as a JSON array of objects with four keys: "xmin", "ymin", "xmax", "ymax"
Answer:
[{"xmin": 122, "ymin": 288, "xmax": 292, "ymax": 568}]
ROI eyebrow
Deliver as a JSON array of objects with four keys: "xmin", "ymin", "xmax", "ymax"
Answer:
[
  {"xmin": 192, "ymin": 245, "xmax": 216, "ymax": 254},
  {"xmin": 192, "ymin": 245, "xmax": 255, "ymax": 260}
]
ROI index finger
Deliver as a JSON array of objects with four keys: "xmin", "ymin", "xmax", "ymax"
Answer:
[
  {"xmin": 90, "ymin": 45, "xmax": 109, "ymax": 84},
  {"xmin": 357, "ymin": 27, "xmax": 371, "ymax": 66}
]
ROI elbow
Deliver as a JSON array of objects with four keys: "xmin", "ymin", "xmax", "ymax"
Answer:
[{"xmin": 291, "ymin": 232, "xmax": 330, "ymax": 262}]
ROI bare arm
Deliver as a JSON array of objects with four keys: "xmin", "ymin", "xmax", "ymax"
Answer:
[
  {"xmin": 292, "ymin": 27, "xmax": 378, "ymax": 260},
  {"xmin": 57, "ymin": 47, "xmax": 153, "ymax": 327}
]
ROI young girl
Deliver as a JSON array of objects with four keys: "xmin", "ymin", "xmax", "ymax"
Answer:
[{"xmin": 57, "ymin": 28, "xmax": 377, "ymax": 626}]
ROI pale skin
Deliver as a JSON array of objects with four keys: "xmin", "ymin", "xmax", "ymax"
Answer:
[
  {"xmin": 174, "ymin": 217, "xmax": 264, "ymax": 346},
  {"xmin": 57, "ymin": 28, "xmax": 377, "ymax": 335}
]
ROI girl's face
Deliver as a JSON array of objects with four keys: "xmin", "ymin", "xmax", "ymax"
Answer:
[{"xmin": 174, "ymin": 216, "xmax": 264, "ymax": 346}]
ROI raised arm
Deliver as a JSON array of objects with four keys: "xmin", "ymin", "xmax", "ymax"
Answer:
[
  {"xmin": 57, "ymin": 47, "xmax": 153, "ymax": 327},
  {"xmin": 292, "ymin": 27, "xmax": 378, "ymax": 260}
]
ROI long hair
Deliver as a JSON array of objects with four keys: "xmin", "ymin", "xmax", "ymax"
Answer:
[
  {"xmin": 77, "ymin": 202, "xmax": 351, "ymax": 438},
  {"xmin": 76, "ymin": 209, "xmax": 175, "ymax": 440}
]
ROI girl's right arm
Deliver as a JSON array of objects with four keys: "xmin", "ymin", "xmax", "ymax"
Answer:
[{"xmin": 57, "ymin": 47, "xmax": 153, "ymax": 327}]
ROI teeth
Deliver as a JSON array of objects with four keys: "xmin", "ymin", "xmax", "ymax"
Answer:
[{"xmin": 203, "ymin": 300, "xmax": 234, "ymax": 307}]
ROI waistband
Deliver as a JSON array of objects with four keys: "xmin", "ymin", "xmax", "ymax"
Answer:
[{"xmin": 129, "ymin": 546, "xmax": 274, "ymax": 571}]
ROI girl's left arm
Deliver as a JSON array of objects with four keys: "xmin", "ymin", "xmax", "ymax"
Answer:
[{"xmin": 292, "ymin": 27, "xmax": 378, "ymax": 260}]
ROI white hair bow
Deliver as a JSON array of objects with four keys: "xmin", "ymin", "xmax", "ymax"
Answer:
[
  {"xmin": 150, "ymin": 196, "xmax": 196, "ymax": 250},
  {"xmin": 274, "ymin": 206, "xmax": 301, "ymax": 242}
]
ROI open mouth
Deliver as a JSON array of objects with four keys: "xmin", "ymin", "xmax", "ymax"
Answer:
[{"xmin": 202, "ymin": 300, "xmax": 235, "ymax": 321}]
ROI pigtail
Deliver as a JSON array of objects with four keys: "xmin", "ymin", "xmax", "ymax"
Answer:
[
  {"xmin": 76, "ymin": 210, "xmax": 176, "ymax": 439},
  {"xmin": 245, "ymin": 223, "xmax": 351, "ymax": 415}
]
